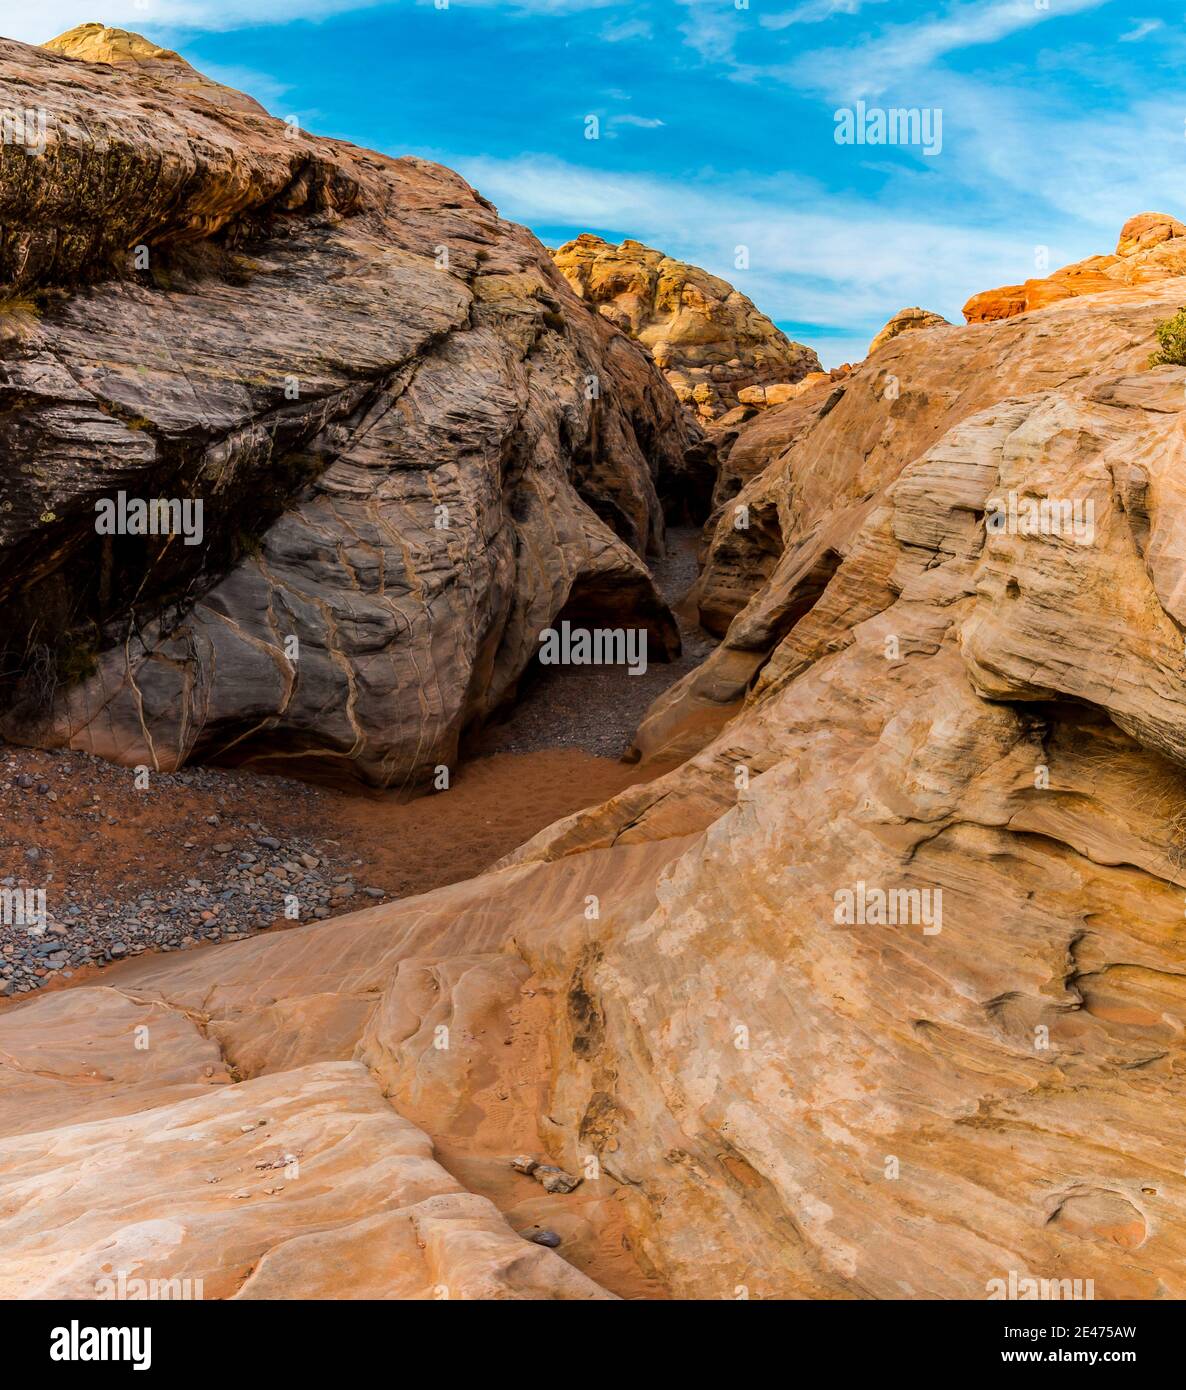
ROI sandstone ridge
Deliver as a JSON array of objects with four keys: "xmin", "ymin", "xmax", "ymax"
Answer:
[
  {"xmin": 553, "ymin": 232, "xmax": 821, "ymax": 423},
  {"xmin": 3, "ymin": 41, "xmax": 1186, "ymax": 1304},
  {"xmin": 964, "ymin": 211, "xmax": 1186, "ymax": 323}
]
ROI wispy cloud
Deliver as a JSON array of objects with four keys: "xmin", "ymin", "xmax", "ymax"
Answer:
[
  {"xmin": 3, "ymin": 0, "xmax": 620, "ymax": 46},
  {"xmin": 5, "ymin": 0, "xmax": 383, "ymax": 45},
  {"xmin": 610, "ymin": 113, "xmax": 665, "ymax": 128},
  {"xmin": 601, "ymin": 16, "xmax": 653, "ymax": 42},
  {"xmin": 197, "ymin": 60, "xmax": 293, "ymax": 109},
  {"xmin": 760, "ymin": 0, "xmax": 879, "ymax": 31},
  {"xmin": 454, "ymin": 151, "xmax": 1035, "ymax": 363},
  {"xmin": 786, "ymin": 0, "xmax": 1113, "ymax": 99},
  {"xmin": 1120, "ymin": 18, "xmax": 1163, "ymax": 42}
]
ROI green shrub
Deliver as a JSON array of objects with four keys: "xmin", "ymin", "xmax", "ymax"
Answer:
[{"xmin": 1149, "ymin": 307, "xmax": 1186, "ymax": 366}]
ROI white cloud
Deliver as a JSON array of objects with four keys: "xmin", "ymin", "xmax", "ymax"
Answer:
[
  {"xmin": 601, "ymin": 16, "xmax": 653, "ymax": 42},
  {"xmin": 197, "ymin": 60, "xmax": 293, "ymax": 108},
  {"xmin": 675, "ymin": 0, "xmax": 748, "ymax": 64},
  {"xmin": 786, "ymin": 0, "xmax": 1111, "ymax": 99},
  {"xmin": 1120, "ymin": 18, "xmax": 1163, "ymax": 42},
  {"xmin": 610, "ymin": 113, "xmax": 665, "ymax": 128},
  {"xmin": 1, "ymin": 0, "xmax": 617, "ymax": 46},
  {"xmin": 2, "ymin": 0, "xmax": 376, "ymax": 44},
  {"xmin": 760, "ymin": 0, "xmax": 876, "ymax": 31},
  {"xmin": 453, "ymin": 151, "xmax": 1036, "ymax": 365},
  {"xmin": 897, "ymin": 71, "xmax": 1186, "ymax": 242}
]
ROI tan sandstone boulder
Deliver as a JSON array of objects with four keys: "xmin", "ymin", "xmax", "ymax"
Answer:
[
  {"xmin": 868, "ymin": 305, "xmax": 950, "ymax": 354},
  {"xmin": 553, "ymin": 233, "xmax": 820, "ymax": 423},
  {"xmin": 964, "ymin": 211, "xmax": 1186, "ymax": 323},
  {"xmin": 43, "ymin": 22, "xmax": 268, "ymax": 114}
]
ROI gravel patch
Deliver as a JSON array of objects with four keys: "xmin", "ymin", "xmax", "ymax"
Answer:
[{"xmin": 475, "ymin": 526, "xmax": 717, "ymax": 759}]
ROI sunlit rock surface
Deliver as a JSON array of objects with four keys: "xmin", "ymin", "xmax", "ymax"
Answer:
[
  {"xmin": 2, "ymin": 50, "xmax": 1185, "ymax": 1301},
  {"xmin": 553, "ymin": 233, "xmax": 820, "ymax": 424}
]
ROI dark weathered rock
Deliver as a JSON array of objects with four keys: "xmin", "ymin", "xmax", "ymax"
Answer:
[{"xmin": 0, "ymin": 34, "xmax": 698, "ymax": 788}]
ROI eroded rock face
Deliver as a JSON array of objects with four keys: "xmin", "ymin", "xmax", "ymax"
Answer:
[
  {"xmin": 553, "ymin": 233, "xmax": 821, "ymax": 423},
  {"xmin": 964, "ymin": 211, "xmax": 1186, "ymax": 323},
  {"xmin": 868, "ymin": 305, "xmax": 949, "ymax": 355},
  {"xmin": 633, "ymin": 256, "xmax": 1185, "ymax": 769},
  {"xmin": 0, "ymin": 35, "xmax": 695, "ymax": 788},
  {"xmin": 4, "ymin": 65, "xmax": 1186, "ymax": 1301}
]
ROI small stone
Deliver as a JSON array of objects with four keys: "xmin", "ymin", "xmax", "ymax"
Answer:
[
  {"xmin": 510, "ymin": 1155, "xmax": 539, "ymax": 1175},
  {"xmin": 534, "ymin": 1165, "xmax": 581, "ymax": 1194},
  {"xmin": 528, "ymin": 1230, "xmax": 562, "ymax": 1248}
]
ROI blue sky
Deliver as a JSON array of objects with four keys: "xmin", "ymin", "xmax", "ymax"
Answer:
[{"xmin": 11, "ymin": 0, "xmax": 1184, "ymax": 364}]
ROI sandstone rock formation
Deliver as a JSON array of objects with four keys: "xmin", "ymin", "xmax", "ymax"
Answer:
[
  {"xmin": 0, "ymin": 34, "xmax": 698, "ymax": 789},
  {"xmin": 868, "ymin": 305, "xmax": 949, "ymax": 355},
  {"xmin": 964, "ymin": 211, "xmax": 1186, "ymax": 323},
  {"xmin": 552, "ymin": 233, "xmax": 820, "ymax": 423},
  {"xmin": 4, "ymin": 216, "xmax": 1186, "ymax": 1301},
  {"xmin": 43, "ymin": 22, "xmax": 268, "ymax": 114}
]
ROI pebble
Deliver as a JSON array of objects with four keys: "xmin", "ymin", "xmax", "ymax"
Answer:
[
  {"xmin": 528, "ymin": 1230, "xmax": 562, "ymax": 1248},
  {"xmin": 0, "ymin": 750, "xmax": 376, "ymax": 994},
  {"xmin": 534, "ymin": 1164, "xmax": 582, "ymax": 1194}
]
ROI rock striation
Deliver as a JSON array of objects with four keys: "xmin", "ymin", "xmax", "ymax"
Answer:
[
  {"xmin": 42, "ymin": 22, "xmax": 268, "ymax": 114},
  {"xmin": 552, "ymin": 233, "xmax": 821, "ymax": 424},
  {"xmin": 0, "ymin": 33, "xmax": 698, "ymax": 788},
  {"xmin": 3, "ymin": 50, "xmax": 1186, "ymax": 1303}
]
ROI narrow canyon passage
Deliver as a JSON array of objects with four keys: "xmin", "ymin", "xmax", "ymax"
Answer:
[
  {"xmin": 0, "ymin": 525, "xmax": 715, "ymax": 1299},
  {"xmin": 472, "ymin": 525, "xmax": 717, "ymax": 759},
  {"xmin": 0, "ymin": 529, "xmax": 714, "ymax": 998}
]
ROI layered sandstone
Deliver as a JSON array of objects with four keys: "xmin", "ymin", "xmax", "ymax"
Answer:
[
  {"xmin": 0, "ymin": 34, "xmax": 697, "ymax": 789},
  {"xmin": 3, "ymin": 46, "xmax": 1186, "ymax": 1303},
  {"xmin": 42, "ymin": 23, "xmax": 268, "ymax": 114},
  {"xmin": 868, "ymin": 305, "xmax": 949, "ymax": 354},
  {"xmin": 552, "ymin": 233, "xmax": 820, "ymax": 423},
  {"xmin": 964, "ymin": 211, "xmax": 1186, "ymax": 323}
]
